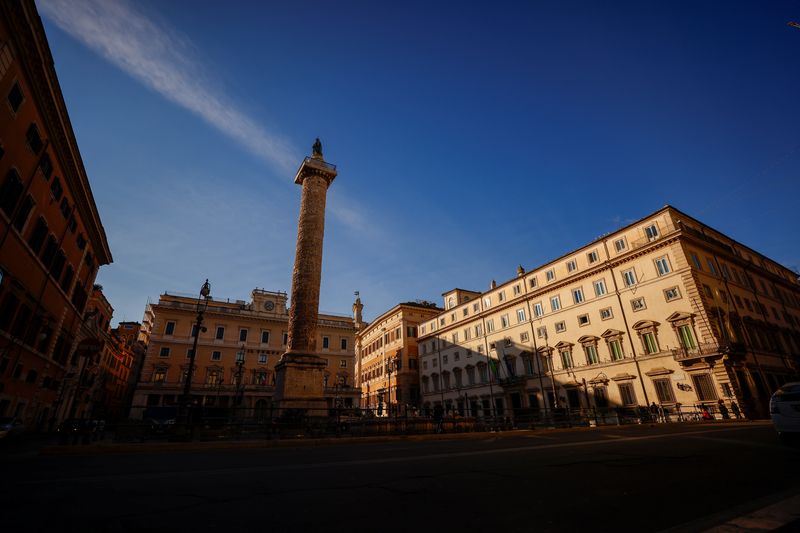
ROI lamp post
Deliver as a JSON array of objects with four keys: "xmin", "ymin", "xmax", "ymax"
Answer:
[
  {"xmin": 235, "ymin": 343, "xmax": 245, "ymax": 413},
  {"xmin": 181, "ymin": 279, "xmax": 211, "ymax": 411}
]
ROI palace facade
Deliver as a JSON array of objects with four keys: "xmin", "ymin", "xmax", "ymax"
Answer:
[
  {"xmin": 131, "ymin": 288, "xmax": 359, "ymax": 417},
  {"xmin": 0, "ymin": 0, "xmax": 112, "ymax": 428},
  {"xmin": 418, "ymin": 206, "xmax": 800, "ymax": 420}
]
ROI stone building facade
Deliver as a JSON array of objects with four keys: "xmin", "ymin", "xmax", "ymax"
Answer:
[
  {"xmin": 0, "ymin": 0, "xmax": 111, "ymax": 428},
  {"xmin": 131, "ymin": 288, "xmax": 359, "ymax": 418},
  {"xmin": 418, "ymin": 206, "xmax": 800, "ymax": 420},
  {"xmin": 355, "ymin": 300, "xmax": 441, "ymax": 414}
]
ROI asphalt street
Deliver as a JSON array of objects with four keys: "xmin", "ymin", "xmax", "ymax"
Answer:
[{"xmin": 2, "ymin": 421, "xmax": 798, "ymax": 532}]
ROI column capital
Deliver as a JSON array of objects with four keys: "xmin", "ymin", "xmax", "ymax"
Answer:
[{"xmin": 294, "ymin": 156, "xmax": 337, "ymax": 186}]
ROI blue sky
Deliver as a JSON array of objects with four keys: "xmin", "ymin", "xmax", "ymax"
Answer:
[{"xmin": 37, "ymin": 0, "xmax": 800, "ymax": 325}]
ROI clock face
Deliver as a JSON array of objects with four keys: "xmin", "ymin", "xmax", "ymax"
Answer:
[{"xmin": 264, "ymin": 301, "xmax": 275, "ymax": 311}]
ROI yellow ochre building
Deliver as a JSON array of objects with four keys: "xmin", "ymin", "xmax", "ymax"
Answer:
[{"xmin": 417, "ymin": 205, "xmax": 800, "ymax": 421}]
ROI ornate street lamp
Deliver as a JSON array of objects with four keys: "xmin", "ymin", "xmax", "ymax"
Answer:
[
  {"xmin": 182, "ymin": 279, "xmax": 211, "ymax": 408},
  {"xmin": 235, "ymin": 343, "xmax": 246, "ymax": 409}
]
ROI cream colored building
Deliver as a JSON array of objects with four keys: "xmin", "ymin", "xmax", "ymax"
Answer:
[
  {"xmin": 355, "ymin": 298, "xmax": 441, "ymax": 414},
  {"xmin": 131, "ymin": 288, "xmax": 359, "ymax": 417},
  {"xmin": 418, "ymin": 206, "xmax": 800, "ymax": 421}
]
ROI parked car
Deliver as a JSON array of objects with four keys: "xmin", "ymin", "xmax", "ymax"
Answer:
[
  {"xmin": 770, "ymin": 382, "xmax": 800, "ymax": 440},
  {"xmin": 0, "ymin": 417, "xmax": 25, "ymax": 440}
]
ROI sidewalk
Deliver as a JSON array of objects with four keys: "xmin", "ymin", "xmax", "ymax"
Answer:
[{"xmin": 33, "ymin": 419, "xmax": 769, "ymax": 457}]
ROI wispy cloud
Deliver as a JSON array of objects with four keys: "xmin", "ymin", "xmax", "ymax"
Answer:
[{"xmin": 38, "ymin": 0, "xmax": 298, "ymax": 173}]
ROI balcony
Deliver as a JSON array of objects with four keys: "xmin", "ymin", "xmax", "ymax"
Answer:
[{"xmin": 671, "ymin": 342, "xmax": 745, "ymax": 364}]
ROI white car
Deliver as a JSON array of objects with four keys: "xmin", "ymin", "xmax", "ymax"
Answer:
[{"xmin": 770, "ymin": 382, "xmax": 800, "ymax": 439}]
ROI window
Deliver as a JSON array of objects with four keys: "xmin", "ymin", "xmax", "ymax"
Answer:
[
  {"xmin": 555, "ymin": 321, "xmax": 566, "ymax": 333},
  {"xmin": 618, "ymin": 383, "xmax": 637, "ymax": 406},
  {"xmin": 706, "ymin": 258, "xmax": 717, "ymax": 275},
  {"xmin": 690, "ymin": 253, "xmax": 702, "ymax": 270},
  {"xmin": 536, "ymin": 327, "xmax": 547, "ymax": 339},
  {"xmin": 578, "ymin": 314, "xmax": 590, "ymax": 326},
  {"xmin": 39, "ymin": 153, "xmax": 53, "ymax": 179},
  {"xmin": 59, "ymin": 197, "xmax": 70, "ymax": 219},
  {"xmin": 703, "ymin": 284, "xmax": 713, "ymax": 298},
  {"xmin": 486, "ymin": 319, "xmax": 495, "ymax": 333},
  {"xmin": 550, "ymin": 295, "xmax": 561, "ymax": 311},
  {"xmin": 498, "ymin": 291, "xmax": 506, "ymax": 302},
  {"xmin": 483, "ymin": 296, "xmax": 491, "ymax": 309},
  {"xmin": 594, "ymin": 280, "xmax": 606, "ymax": 296},
  {"xmin": 546, "ymin": 269, "xmax": 555, "ymax": 282},
  {"xmin": 513, "ymin": 284, "xmax": 521, "ymax": 296},
  {"xmin": 567, "ymin": 260, "xmax": 577, "ymax": 272},
  {"xmin": 642, "ymin": 332, "xmax": 658, "ymax": 354},
  {"xmin": 186, "ymin": 348, "xmax": 195, "ymax": 359},
  {"xmin": 26, "ymin": 123, "xmax": 43, "ymax": 154},
  {"xmin": 341, "ymin": 338, "xmax": 348, "ymax": 350},
  {"xmin": 653, "ymin": 378, "xmax": 675, "ymax": 403},
  {"xmin": 261, "ymin": 330, "xmax": 270, "ymax": 344},
  {"xmin": 622, "ymin": 269, "xmax": 637, "ymax": 287},
  {"xmin": 462, "ymin": 308, "xmax": 468, "ymax": 317},
  {"xmin": 215, "ymin": 326, "xmax": 225, "ymax": 340},
  {"xmin": 572, "ymin": 288, "xmax": 584, "ymax": 304},
  {"xmin": 211, "ymin": 351, "xmax": 221, "ymax": 361},
  {"xmin": 584, "ymin": 344, "xmax": 599, "ymax": 365},
  {"xmin": 520, "ymin": 332, "xmax": 529, "ymax": 342},
  {"xmin": 692, "ymin": 374, "xmax": 717, "ymax": 401},
  {"xmin": 614, "ymin": 238, "xmax": 627, "ymax": 252},
  {"xmin": 517, "ymin": 309, "xmax": 526, "ymax": 323},
  {"xmin": 500, "ymin": 315, "xmax": 509, "ymax": 328},
  {"xmin": 7, "ymin": 81, "xmax": 23, "ymax": 112},
  {"xmin": 474, "ymin": 324, "xmax": 483, "ymax": 337},
  {"xmin": 239, "ymin": 328, "xmax": 248, "ymax": 342},
  {"xmin": 159, "ymin": 347, "xmax": 170, "ymax": 358},
  {"xmin": 12, "ymin": 194, "xmax": 33, "ymax": 232},
  {"xmin": 0, "ymin": 169, "xmax": 23, "ymax": 216},
  {"xmin": 678, "ymin": 325, "xmax": 696, "ymax": 349},
  {"xmin": 464, "ymin": 328, "xmax": 471, "ymax": 341},
  {"xmin": 560, "ymin": 349, "xmax": 573, "ymax": 369},
  {"xmin": 600, "ymin": 307, "xmax": 613, "ymax": 320},
  {"xmin": 655, "ymin": 256, "xmax": 671, "ymax": 276},
  {"xmin": 473, "ymin": 303, "xmax": 480, "ymax": 312},
  {"xmin": 452, "ymin": 332, "xmax": 459, "ymax": 343},
  {"xmin": 164, "ymin": 321, "xmax": 175, "ymax": 335},
  {"xmin": 664, "ymin": 287, "xmax": 681, "ymax": 302},
  {"xmin": 645, "ymin": 224, "xmax": 659, "ymax": 241},
  {"xmin": 153, "ymin": 368, "xmax": 166, "ymax": 383},
  {"xmin": 322, "ymin": 336, "xmax": 329, "ymax": 349},
  {"xmin": 27, "ymin": 217, "xmax": 47, "ymax": 254},
  {"xmin": 340, "ymin": 359, "xmax": 347, "ymax": 368},
  {"xmin": 533, "ymin": 302, "xmax": 543, "ymax": 317},
  {"xmin": 721, "ymin": 264, "xmax": 730, "ymax": 279},
  {"xmin": 529, "ymin": 277, "xmax": 538, "ymax": 289},
  {"xmin": 587, "ymin": 250, "xmax": 598, "ymax": 263},
  {"xmin": 608, "ymin": 339, "xmax": 623, "ymax": 361},
  {"xmin": 631, "ymin": 297, "xmax": 646, "ymax": 312}
]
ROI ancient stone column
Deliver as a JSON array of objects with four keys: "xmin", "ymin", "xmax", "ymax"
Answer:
[{"xmin": 272, "ymin": 140, "xmax": 337, "ymax": 411}]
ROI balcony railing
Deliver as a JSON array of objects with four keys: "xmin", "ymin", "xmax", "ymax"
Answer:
[
  {"xmin": 629, "ymin": 223, "xmax": 678, "ymax": 251},
  {"xmin": 671, "ymin": 342, "xmax": 745, "ymax": 362}
]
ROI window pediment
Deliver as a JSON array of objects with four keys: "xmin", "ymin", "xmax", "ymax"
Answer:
[
  {"xmin": 554, "ymin": 340, "xmax": 573, "ymax": 349},
  {"xmin": 666, "ymin": 312, "xmax": 693, "ymax": 323},
  {"xmin": 601, "ymin": 329, "xmax": 624, "ymax": 338},
  {"xmin": 577, "ymin": 335, "xmax": 600, "ymax": 344},
  {"xmin": 632, "ymin": 320, "xmax": 659, "ymax": 330}
]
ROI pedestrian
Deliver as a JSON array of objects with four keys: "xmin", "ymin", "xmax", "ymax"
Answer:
[
  {"xmin": 717, "ymin": 399, "xmax": 729, "ymax": 419},
  {"xmin": 701, "ymin": 405, "xmax": 713, "ymax": 421},
  {"xmin": 730, "ymin": 401, "xmax": 741, "ymax": 419},
  {"xmin": 433, "ymin": 404, "xmax": 444, "ymax": 433},
  {"xmin": 649, "ymin": 402, "xmax": 660, "ymax": 423}
]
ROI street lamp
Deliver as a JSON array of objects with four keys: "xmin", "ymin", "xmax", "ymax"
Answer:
[
  {"xmin": 181, "ymin": 279, "xmax": 211, "ymax": 409},
  {"xmin": 235, "ymin": 343, "xmax": 246, "ymax": 410}
]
